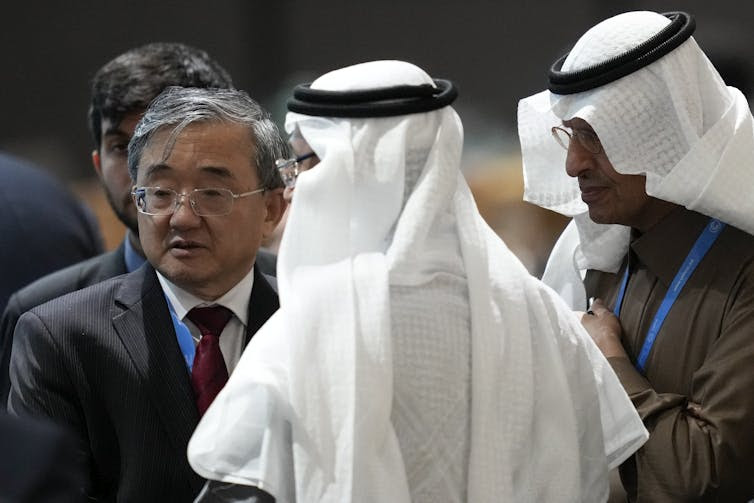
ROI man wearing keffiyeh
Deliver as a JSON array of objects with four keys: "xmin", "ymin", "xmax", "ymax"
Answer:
[
  {"xmin": 188, "ymin": 59, "xmax": 647, "ymax": 503},
  {"xmin": 519, "ymin": 10, "xmax": 754, "ymax": 502}
]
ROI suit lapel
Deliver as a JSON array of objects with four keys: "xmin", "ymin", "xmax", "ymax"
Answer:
[
  {"xmin": 112, "ymin": 264, "xmax": 199, "ymax": 451},
  {"xmin": 245, "ymin": 266, "xmax": 280, "ymax": 343},
  {"xmin": 110, "ymin": 263, "xmax": 277, "ymax": 449}
]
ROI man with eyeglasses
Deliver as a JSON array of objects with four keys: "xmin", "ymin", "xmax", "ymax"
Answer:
[
  {"xmin": 185, "ymin": 60, "xmax": 647, "ymax": 503},
  {"xmin": 275, "ymin": 129, "xmax": 318, "ymax": 203},
  {"xmin": 8, "ymin": 87, "xmax": 287, "ymax": 501},
  {"xmin": 0, "ymin": 43, "xmax": 282, "ymax": 407},
  {"xmin": 519, "ymin": 11, "xmax": 754, "ymax": 501}
]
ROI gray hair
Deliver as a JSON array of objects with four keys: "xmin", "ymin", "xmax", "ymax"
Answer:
[{"xmin": 128, "ymin": 86, "xmax": 288, "ymax": 190}]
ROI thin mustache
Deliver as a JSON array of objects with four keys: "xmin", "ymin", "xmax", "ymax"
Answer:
[{"xmin": 578, "ymin": 176, "xmax": 611, "ymax": 190}]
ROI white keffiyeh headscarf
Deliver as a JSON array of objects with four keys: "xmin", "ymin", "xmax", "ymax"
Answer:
[
  {"xmin": 188, "ymin": 60, "xmax": 646, "ymax": 502},
  {"xmin": 518, "ymin": 11, "xmax": 754, "ymax": 308}
]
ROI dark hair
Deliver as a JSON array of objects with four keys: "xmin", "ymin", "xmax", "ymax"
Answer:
[
  {"xmin": 88, "ymin": 42, "xmax": 234, "ymax": 149},
  {"xmin": 128, "ymin": 87, "xmax": 288, "ymax": 190}
]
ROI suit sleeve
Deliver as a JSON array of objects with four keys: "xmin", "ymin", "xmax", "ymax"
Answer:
[
  {"xmin": 1, "ymin": 261, "xmax": 95, "ymax": 408},
  {"xmin": 7, "ymin": 310, "xmax": 91, "ymax": 494},
  {"xmin": 608, "ymin": 270, "xmax": 754, "ymax": 500}
]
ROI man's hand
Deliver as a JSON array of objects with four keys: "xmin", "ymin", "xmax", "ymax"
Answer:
[{"xmin": 578, "ymin": 298, "xmax": 628, "ymax": 359}]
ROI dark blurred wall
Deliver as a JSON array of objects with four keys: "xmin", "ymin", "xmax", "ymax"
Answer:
[
  {"xmin": 3, "ymin": 1, "xmax": 753, "ymax": 266},
  {"xmin": 1, "ymin": 0, "xmax": 258, "ymax": 179},
  {"xmin": 2, "ymin": 0, "xmax": 752, "ymax": 181},
  {"xmin": 0, "ymin": 0, "xmax": 754, "ymax": 178}
]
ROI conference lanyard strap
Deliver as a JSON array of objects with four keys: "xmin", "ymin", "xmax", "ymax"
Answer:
[{"xmin": 612, "ymin": 217, "xmax": 725, "ymax": 373}]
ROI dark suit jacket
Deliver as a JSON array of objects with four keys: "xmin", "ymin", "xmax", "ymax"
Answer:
[
  {"xmin": 1, "ymin": 244, "xmax": 277, "ymax": 405},
  {"xmin": 0, "ymin": 151, "xmax": 103, "ymax": 315},
  {"xmin": 8, "ymin": 263, "xmax": 279, "ymax": 502}
]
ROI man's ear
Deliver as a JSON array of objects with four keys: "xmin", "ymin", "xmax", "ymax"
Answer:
[
  {"xmin": 261, "ymin": 188, "xmax": 287, "ymax": 239},
  {"xmin": 92, "ymin": 150, "xmax": 103, "ymax": 178}
]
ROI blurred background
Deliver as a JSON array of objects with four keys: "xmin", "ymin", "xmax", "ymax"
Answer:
[{"xmin": 2, "ymin": 0, "xmax": 751, "ymax": 276}]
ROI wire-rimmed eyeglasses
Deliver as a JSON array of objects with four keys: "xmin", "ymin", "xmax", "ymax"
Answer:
[
  {"xmin": 131, "ymin": 186, "xmax": 265, "ymax": 217},
  {"xmin": 275, "ymin": 152, "xmax": 317, "ymax": 189},
  {"xmin": 551, "ymin": 126, "xmax": 603, "ymax": 155}
]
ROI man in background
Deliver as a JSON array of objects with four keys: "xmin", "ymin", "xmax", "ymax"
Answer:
[
  {"xmin": 0, "ymin": 153, "xmax": 101, "ymax": 502},
  {"xmin": 0, "ymin": 151, "xmax": 102, "ymax": 315}
]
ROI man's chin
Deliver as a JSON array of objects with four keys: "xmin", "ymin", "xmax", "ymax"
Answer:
[
  {"xmin": 158, "ymin": 264, "xmax": 207, "ymax": 288},
  {"xmin": 586, "ymin": 208, "xmax": 614, "ymax": 225},
  {"xmin": 158, "ymin": 266, "xmax": 226, "ymax": 300}
]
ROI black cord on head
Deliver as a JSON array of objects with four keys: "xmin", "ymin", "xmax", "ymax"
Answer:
[
  {"xmin": 287, "ymin": 79, "xmax": 458, "ymax": 118},
  {"xmin": 548, "ymin": 12, "xmax": 695, "ymax": 95}
]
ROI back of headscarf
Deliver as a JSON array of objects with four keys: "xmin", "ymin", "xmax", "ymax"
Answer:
[
  {"xmin": 188, "ymin": 60, "xmax": 646, "ymax": 502},
  {"xmin": 518, "ymin": 11, "xmax": 754, "ymax": 307}
]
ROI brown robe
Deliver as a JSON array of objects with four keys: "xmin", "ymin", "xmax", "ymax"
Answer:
[{"xmin": 586, "ymin": 208, "xmax": 754, "ymax": 502}]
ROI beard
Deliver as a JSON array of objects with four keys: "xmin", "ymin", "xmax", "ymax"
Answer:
[{"xmin": 104, "ymin": 186, "xmax": 139, "ymax": 235}]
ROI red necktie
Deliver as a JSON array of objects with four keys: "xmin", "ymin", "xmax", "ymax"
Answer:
[{"xmin": 187, "ymin": 306, "xmax": 233, "ymax": 416}]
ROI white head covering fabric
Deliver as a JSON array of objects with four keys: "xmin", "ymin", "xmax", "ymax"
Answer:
[
  {"xmin": 518, "ymin": 11, "xmax": 754, "ymax": 308},
  {"xmin": 188, "ymin": 60, "xmax": 647, "ymax": 502}
]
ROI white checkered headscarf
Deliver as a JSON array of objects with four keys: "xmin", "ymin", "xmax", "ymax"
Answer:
[
  {"xmin": 189, "ymin": 60, "xmax": 647, "ymax": 502},
  {"xmin": 518, "ymin": 11, "xmax": 754, "ymax": 306}
]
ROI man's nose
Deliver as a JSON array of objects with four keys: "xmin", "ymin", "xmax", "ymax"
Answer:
[
  {"xmin": 169, "ymin": 193, "xmax": 201, "ymax": 227},
  {"xmin": 564, "ymin": 141, "xmax": 594, "ymax": 178}
]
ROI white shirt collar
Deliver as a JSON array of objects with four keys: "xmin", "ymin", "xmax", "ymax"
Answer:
[{"xmin": 157, "ymin": 267, "xmax": 255, "ymax": 326}]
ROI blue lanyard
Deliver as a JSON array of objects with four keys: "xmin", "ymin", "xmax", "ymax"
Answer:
[
  {"xmin": 613, "ymin": 267, "xmax": 630, "ymax": 317},
  {"xmin": 613, "ymin": 218, "xmax": 725, "ymax": 373},
  {"xmin": 165, "ymin": 295, "xmax": 196, "ymax": 372}
]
